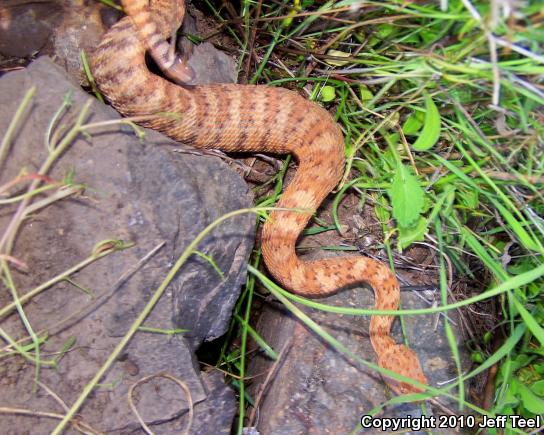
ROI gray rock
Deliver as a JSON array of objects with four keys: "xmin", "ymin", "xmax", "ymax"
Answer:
[
  {"xmin": 0, "ymin": 0, "xmax": 62, "ymax": 58},
  {"xmin": 0, "ymin": 56, "xmax": 252, "ymax": 433},
  {"xmin": 188, "ymin": 42, "xmax": 237, "ymax": 85}
]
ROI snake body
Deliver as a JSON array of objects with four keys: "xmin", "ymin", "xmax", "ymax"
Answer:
[{"xmin": 91, "ymin": 0, "xmax": 427, "ymax": 394}]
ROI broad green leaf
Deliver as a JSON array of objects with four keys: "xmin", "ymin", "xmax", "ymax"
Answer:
[
  {"xmin": 530, "ymin": 380, "xmax": 544, "ymax": 396},
  {"xmin": 412, "ymin": 94, "xmax": 441, "ymax": 151},
  {"xmin": 320, "ymin": 85, "xmax": 336, "ymax": 102},
  {"xmin": 517, "ymin": 380, "xmax": 544, "ymax": 414},
  {"xmin": 398, "ymin": 217, "xmax": 427, "ymax": 250},
  {"xmin": 402, "ymin": 111, "xmax": 424, "ymax": 135},
  {"xmin": 388, "ymin": 164, "xmax": 424, "ymax": 228},
  {"xmin": 359, "ymin": 84, "xmax": 373, "ymax": 102}
]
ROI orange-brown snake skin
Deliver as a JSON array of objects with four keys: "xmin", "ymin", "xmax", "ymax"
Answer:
[{"xmin": 91, "ymin": 0, "xmax": 427, "ymax": 394}]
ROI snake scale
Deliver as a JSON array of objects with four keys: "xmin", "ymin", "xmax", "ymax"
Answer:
[{"xmin": 91, "ymin": 0, "xmax": 427, "ymax": 394}]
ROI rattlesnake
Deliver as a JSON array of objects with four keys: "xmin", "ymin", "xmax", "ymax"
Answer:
[{"xmin": 91, "ymin": 0, "xmax": 427, "ymax": 394}]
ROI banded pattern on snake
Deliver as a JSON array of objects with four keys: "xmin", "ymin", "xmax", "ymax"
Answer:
[{"xmin": 91, "ymin": 0, "xmax": 427, "ymax": 394}]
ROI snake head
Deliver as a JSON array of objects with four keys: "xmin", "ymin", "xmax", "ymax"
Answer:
[
  {"xmin": 163, "ymin": 56, "xmax": 196, "ymax": 86},
  {"xmin": 378, "ymin": 344, "xmax": 428, "ymax": 396}
]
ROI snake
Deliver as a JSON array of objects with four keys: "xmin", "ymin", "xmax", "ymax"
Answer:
[{"xmin": 90, "ymin": 0, "xmax": 428, "ymax": 395}]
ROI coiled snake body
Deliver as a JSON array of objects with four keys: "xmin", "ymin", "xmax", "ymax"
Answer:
[{"xmin": 91, "ymin": 0, "xmax": 427, "ymax": 394}]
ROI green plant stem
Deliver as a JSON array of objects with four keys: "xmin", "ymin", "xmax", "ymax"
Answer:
[
  {"xmin": 0, "ymin": 99, "xmax": 93, "ymax": 255},
  {"xmin": 1, "ymin": 260, "xmax": 44, "ymax": 385},
  {"xmin": 262, "ymin": 262, "xmax": 544, "ymax": 316},
  {"xmin": 236, "ymin": 251, "xmax": 259, "ymax": 434},
  {"xmin": 0, "ymin": 246, "xmax": 121, "ymax": 320},
  {"xmin": 0, "ymin": 87, "xmax": 36, "ymax": 169}
]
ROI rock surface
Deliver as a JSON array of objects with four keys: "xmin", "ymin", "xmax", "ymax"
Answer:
[
  {"xmin": 0, "ymin": 56, "xmax": 251, "ymax": 433},
  {"xmin": 0, "ymin": 0, "xmax": 63, "ymax": 58}
]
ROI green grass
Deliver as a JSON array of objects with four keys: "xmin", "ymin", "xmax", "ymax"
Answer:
[{"xmin": 201, "ymin": 0, "xmax": 544, "ymax": 432}]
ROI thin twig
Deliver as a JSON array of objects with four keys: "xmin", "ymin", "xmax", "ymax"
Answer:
[
  {"xmin": 128, "ymin": 372, "xmax": 194, "ymax": 435},
  {"xmin": 0, "ymin": 407, "xmax": 102, "ymax": 435}
]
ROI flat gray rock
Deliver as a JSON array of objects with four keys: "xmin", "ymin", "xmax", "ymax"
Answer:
[{"xmin": 0, "ymin": 56, "xmax": 251, "ymax": 433}]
